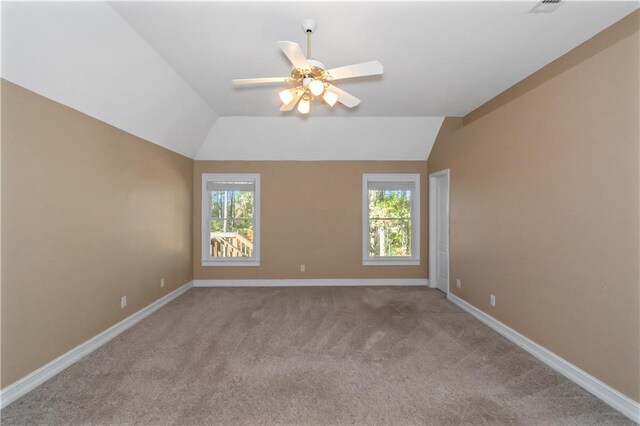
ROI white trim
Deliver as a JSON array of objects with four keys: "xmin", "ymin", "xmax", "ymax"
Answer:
[
  {"xmin": 201, "ymin": 260, "xmax": 260, "ymax": 267},
  {"xmin": 447, "ymin": 293, "xmax": 640, "ymax": 424},
  {"xmin": 362, "ymin": 259, "xmax": 420, "ymax": 266},
  {"xmin": 201, "ymin": 173, "xmax": 260, "ymax": 267},
  {"xmin": 0, "ymin": 281, "xmax": 194, "ymax": 409},
  {"xmin": 428, "ymin": 169, "xmax": 450, "ymax": 292},
  {"xmin": 362, "ymin": 173, "xmax": 421, "ymax": 266},
  {"xmin": 194, "ymin": 278, "xmax": 429, "ymax": 287}
]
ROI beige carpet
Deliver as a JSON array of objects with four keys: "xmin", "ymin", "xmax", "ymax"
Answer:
[{"xmin": 1, "ymin": 286, "xmax": 632, "ymax": 425}]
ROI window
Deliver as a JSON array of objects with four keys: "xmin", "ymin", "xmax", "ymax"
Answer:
[
  {"xmin": 201, "ymin": 174, "xmax": 260, "ymax": 266},
  {"xmin": 363, "ymin": 174, "xmax": 420, "ymax": 265}
]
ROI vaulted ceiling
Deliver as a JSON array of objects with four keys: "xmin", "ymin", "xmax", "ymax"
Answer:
[
  {"xmin": 110, "ymin": 0, "xmax": 639, "ymax": 117},
  {"xmin": 2, "ymin": 1, "xmax": 638, "ymax": 160}
]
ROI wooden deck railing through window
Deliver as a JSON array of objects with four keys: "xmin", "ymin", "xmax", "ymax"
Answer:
[{"xmin": 210, "ymin": 232, "xmax": 253, "ymax": 257}]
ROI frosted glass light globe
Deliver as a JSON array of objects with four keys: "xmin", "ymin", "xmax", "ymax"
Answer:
[
  {"xmin": 298, "ymin": 96, "xmax": 310, "ymax": 114},
  {"xmin": 322, "ymin": 91, "xmax": 338, "ymax": 107},
  {"xmin": 279, "ymin": 88, "xmax": 295, "ymax": 105},
  {"xmin": 308, "ymin": 79, "xmax": 325, "ymax": 96}
]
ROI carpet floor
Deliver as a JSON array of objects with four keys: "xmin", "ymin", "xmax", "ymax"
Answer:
[{"xmin": 1, "ymin": 286, "xmax": 633, "ymax": 425}]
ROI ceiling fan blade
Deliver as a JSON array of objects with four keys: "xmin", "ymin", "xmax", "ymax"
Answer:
[
  {"xmin": 324, "ymin": 61, "xmax": 383, "ymax": 81},
  {"xmin": 232, "ymin": 77, "xmax": 292, "ymax": 85},
  {"xmin": 277, "ymin": 41, "xmax": 309, "ymax": 69},
  {"xmin": 326, "ymin": 84, "xmax": 361, "ymax": 108}
]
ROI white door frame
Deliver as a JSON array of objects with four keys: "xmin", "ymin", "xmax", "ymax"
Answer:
[{"xmin": 429, "ymin": 169, "xmax": 450, "ymax": 293}]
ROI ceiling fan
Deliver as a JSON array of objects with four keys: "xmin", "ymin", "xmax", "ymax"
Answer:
[{"xmin": 231, "ymin": 19, "xmax": 383, "ymax": 114}]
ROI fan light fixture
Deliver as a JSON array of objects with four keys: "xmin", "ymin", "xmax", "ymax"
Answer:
[
  {"xmin": 279, "ymin": 88, "xmax": 295, "ymax": 105},
  {"xmin": 231, "ymin": 19, "xmax": 384, "ymax": 114},
  {"xmin": 308, "ymin": 79, "xmax": 325, "ymax": 96},
  {"xmin": 297, "ymin": 95, "xmax": 311, "ymax": 114},
  {"xmin": 322, "ymin": 90, "xmax": 338, "ymax": 107}
]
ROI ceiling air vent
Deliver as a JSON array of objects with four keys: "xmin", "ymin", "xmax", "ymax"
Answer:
[{"xmin": 529, "ymin": 0, "xmax": 563, "ymax": 13}]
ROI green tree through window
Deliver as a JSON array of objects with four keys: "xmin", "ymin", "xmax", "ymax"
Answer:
[
  {"xmin": 210, "ymin": 190, "xmax": 254, "ymax": 241},
  {"xmin": 210, "ymin": 190, "xmax": 254, "ymax": 257},
  {"xmin": 368, "ymin": 189, "xmax": 412, "ymax": 257}
]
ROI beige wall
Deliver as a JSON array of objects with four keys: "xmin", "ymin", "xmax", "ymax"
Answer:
[
  {"xmin": 428, "ymin": 11, "xmax": 640, "ymax": 401},
  {"xmin": 194, "ymin": 161, "xmax": 428, "ymax": 280},
  {"xmin": 1, "ymin": 80, "xmax": 193, "ymax": 387},
  {"xmin": 427, "ymin": 117, "xmax": 463, "ymax": 173}
]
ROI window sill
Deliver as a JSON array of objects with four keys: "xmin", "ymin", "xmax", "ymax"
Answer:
[
  {"xmin": 201, "ymin": 260, "xmax": 260, "ymax": 267},
  {"xmin": 363, "ymin": 258, "xmax": 420, "ymax": 266}
]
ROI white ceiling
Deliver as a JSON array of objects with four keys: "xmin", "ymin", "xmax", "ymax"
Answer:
[
  {"xmin": 196, "ymin": 117, "xmax": 444, "ymax": 160},
  {"xmin": 110, "ymin": 0, "xmax": 639, "ymax": 117},
  {"xmin": 2, "ymin": 1, "xmax": 638, "ymax": 160},
  {"xmin": 1, "ymin": 1, "xmax": 217, "ymax": 158}
]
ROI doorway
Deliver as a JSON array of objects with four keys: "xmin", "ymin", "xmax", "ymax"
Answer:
[{"xmin": 429, "ymin": 169, "xmax": 450, "ymax": 294}]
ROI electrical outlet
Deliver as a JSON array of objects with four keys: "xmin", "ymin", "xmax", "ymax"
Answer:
[
  {"xmin": 456, "ymin": 279, "xmax": 461, "ymax": 289},
  {"xmin": 160, "ymin": 278, "xmax": 165, "ymax": 288},
  {"xmin": 120, "ymin": 296, "xmax": 127, "ymax": 309},
  {"xmin": 490, "ymin": 294, "xmax": 496, "ymax": 307},
  {"xmin": 300, "ymin": 264, "xmax": 305, "ymax": 272}
]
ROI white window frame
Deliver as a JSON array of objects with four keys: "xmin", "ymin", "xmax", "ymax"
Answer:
[
  {"xmin": 362, "ymin": 173, "xmax": 420, "ymax": 266},
  {"xmin": 201, "ymin": 173, "xmax": 260, "ymax": 267}
]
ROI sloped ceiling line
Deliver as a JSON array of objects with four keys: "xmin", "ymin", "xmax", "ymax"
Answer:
[
  {"xmin": 1, "ymin": 1, "xmax": 218, "ymax": 159},
  {"xmin": 108, "ymin": 1, "xmax": 219, "ymax": 138}
]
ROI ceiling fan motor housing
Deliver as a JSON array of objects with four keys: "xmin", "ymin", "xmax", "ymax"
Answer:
[{"xmin": 306, "ymin": 59, "xmax": 326, "ymax": 70}]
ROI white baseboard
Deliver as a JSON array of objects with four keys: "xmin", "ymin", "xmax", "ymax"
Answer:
[
  {"xmin": 0, "ymin": 281, "xmax": 193, "ymax": 409},
  {"xmin": 194, "ymin": 278, "xmax": 429, "ymax": 287},
  {"xmin": 447, "ymin": 293, "xmax": 640, "ymax": 424}
]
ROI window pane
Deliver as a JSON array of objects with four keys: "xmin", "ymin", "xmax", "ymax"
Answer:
[
  {"xmin": 209, "ymin": 188, "xmax": 254, "ymax": 258},
  {"xmin": 368, "ymin": 190, "xmax": 411, "ymax": 219},
  {"xmin": 368, "ymin": 219, "xmax": 412, "ymax": 257},
  {"xmin": 210, "ymin": 190, "xmax": 253, "ymax": 220},
  {"xmin": 209, "ymin": 219, "xmax": 254, "ymax": 258}
]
